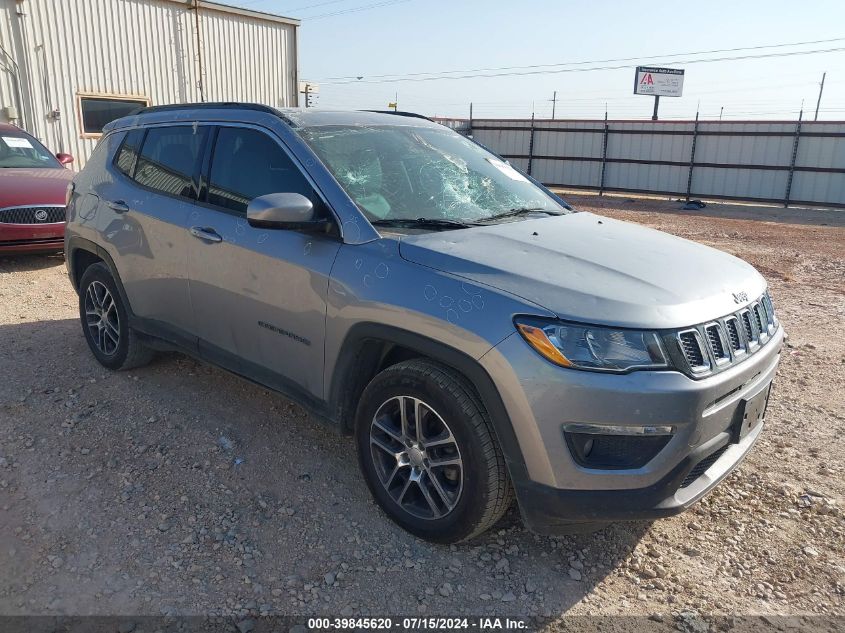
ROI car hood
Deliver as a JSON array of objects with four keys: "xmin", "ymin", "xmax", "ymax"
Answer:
[
  {"xmin": 0, "ymin": 168, "xmax": 73, "ymax": 208},
  {"xmin": 397, "ymin": 212, "xmax": 767, "ymax": 329}
]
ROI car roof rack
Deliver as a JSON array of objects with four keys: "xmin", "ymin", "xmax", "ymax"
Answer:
[
  {"xmin": 129, "ymin": 102, "xmax": 282, "ymax": 117},
  {"xmin": 363, "ymin": 110, "xmax": 435, "ymax": 122}
]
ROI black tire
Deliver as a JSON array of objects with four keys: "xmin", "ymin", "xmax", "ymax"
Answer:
[
  {"xmin": 78, "ymin": 262, "xmax": 154, "ymax": 371},
  {"xmin": 355, "ymin": 359, "xmax": 513, "ymax": 543}
]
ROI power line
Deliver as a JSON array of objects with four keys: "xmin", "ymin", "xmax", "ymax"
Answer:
[
  {"xmin": 323, "ymin": 68, "xmax": 820, "ymax": 91},
  {"xmin": 235, "ymin": 0, "xmax": 408, "ymax": 19},
  {"xmin": 315, "ymin": 36, "xmax": 845, "ymax": 81},
  {"xmin": 323, "ymin": 45, "xmax": 845, "ymax": 84},
  {"xmin": 321, "ymin": 81, "xmax": 820, "ymax": 105},
  {"xmin": 285, "ymin": 0, "xmax": 355, "ymax": 12},
  {"xmin": 235, "ymin": 0, "xmax": 348, "ymax": 8},
  {"xmin": 305, "ymin": 0, "xmax": 411, "ymax": 20}
]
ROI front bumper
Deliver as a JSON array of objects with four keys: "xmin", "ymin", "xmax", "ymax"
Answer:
[
  {"xmin": 480, "ymin": 325, "xmax": 783, "ymax": 534},
  {"xmin": 512, "ymin": 420, "xmax": 763, "ymax": 533},
  {"xmin": 0, "ymin": 222, "xmax": 65, "ymax": 253}
]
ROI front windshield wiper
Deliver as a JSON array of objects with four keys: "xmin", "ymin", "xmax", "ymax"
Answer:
[
  {"xmin": 371, "ymin": 217, "xmax": 480, "ymax": 230},
  {"xmin": 479, "ymin": 207, "xmax": 566, "ymax": 223}
]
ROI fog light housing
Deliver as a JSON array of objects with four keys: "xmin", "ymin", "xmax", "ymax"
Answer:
[{"xmin": 562, "ymin": 424, "xmax": 674, "ymax": 470}]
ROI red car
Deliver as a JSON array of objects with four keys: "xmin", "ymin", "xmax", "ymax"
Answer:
[{"xmin": 0, "ymin": 123, "xmax": 75, "ymax": 254}]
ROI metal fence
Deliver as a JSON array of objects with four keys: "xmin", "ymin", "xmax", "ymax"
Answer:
[{"xmin": 434, "ymin": 117, "xmax": 845, "ymax": 209}]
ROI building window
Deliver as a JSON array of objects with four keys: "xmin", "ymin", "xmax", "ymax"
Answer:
[{"xmin": 77, "ymin": 94, "xmax": 150, "ymax": 137}]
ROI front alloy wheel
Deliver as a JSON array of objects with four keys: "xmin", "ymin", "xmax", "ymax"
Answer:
[
  {"xmin": 356, "ymin": 359, "xmax": 513, "ymax": 543},
  {"xmin": 370, "ymin": 395, "xmax": 463, "ymax": 520}
]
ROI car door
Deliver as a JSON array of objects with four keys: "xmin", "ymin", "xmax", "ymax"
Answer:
[
  {"xmin": 185, "ymin": 124, "xmax": 342, "ymax": 401},
  {"xmin": 100, "ymin": 125, "xmax": 208, "ymax": 342}
]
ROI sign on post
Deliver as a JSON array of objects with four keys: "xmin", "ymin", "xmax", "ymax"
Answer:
[
  {"xmin": 634, "ymin": 67, "xmax": 685, "ymax": 97},
  {"xmin": 298, "ymin": 81, "xmax": 319, "ymax": 94},
  {"xmin": 299, "ymin": 81, "xmax": 319, "ymax": 108}
]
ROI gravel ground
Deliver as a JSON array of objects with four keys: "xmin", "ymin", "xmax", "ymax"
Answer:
[{"xmin": 0, "ymin": 197, "xmax": 843, "ymax": 628}]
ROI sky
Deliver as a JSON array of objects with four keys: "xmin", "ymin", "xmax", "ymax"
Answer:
[{"xmin": 227, "ymin": 0, "xmax": 844, "ymax": 120}]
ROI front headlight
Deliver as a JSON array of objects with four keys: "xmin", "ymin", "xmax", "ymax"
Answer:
[{"xmin": 515, "ymin": 317, "xmax": 668, "ymax": 372}]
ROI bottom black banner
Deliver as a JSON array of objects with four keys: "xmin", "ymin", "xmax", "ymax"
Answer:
[{"xmin": 0, "ymin": 615, "xmax": 840, "ymax": 633}]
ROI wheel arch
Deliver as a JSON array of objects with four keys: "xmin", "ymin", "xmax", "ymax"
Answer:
[
  {"xmin": 328, "ymin": 323, "xmax": 529, "ymax": 482},
  {"xmin": 67, "ymin": 237, "xmax": 133, "ymax": 318}
]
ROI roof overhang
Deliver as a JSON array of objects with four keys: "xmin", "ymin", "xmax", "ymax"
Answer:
[{"xmin": 171, "ymin": 0, "xmax": 300, "ymax": 27}]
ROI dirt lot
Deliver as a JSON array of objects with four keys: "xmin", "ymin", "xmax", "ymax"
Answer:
[{"xmin": 1, "ymin": 195, "xmax": 843, "ymax": 628}]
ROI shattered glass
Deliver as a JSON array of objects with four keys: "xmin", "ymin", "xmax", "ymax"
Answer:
[{"xmin": 297, "ymin": 125, "xmax": 565, "ymax": 225}]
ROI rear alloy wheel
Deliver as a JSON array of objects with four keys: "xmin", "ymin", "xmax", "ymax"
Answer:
[
  {"xmin": 356, "ymin": 359, "xmax": 513, "ymax": 543},
  {"xmin": 78, "ymin": 262, "xmax": 154, "ymax": 371},
  {"xmin": 84, "ymin": 280, "xmax": 121, "ymax": 356}
]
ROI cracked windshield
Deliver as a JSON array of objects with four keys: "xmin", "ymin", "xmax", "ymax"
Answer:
[{"xmin": 297, "ymin": 124, "xmax": 566, "ymax": 225}]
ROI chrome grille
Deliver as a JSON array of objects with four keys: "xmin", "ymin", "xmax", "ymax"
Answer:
[
  {"xmin": 762, "ymin": 294, "xmax": 777, "ymax": 332},
  {"xmin": 678, "ymin": 330, "xmax": 708, "ymax": 373},
  {"xmin": 673, "ymin": 291, "xmax": 779, "ymax": 378},
  {"xmin": 724, "ymin": 317, "xmax": 743, "ymax": 353},
  {"xmin": 705, "ymin": 323, "xmax": 730, "ymax": 365},
  {"xmin": 0, "ymin": 206, "xmax": 66, "ymax": 224},
  {"xmin": 752, "ymin": 303, "xmax": 766, "ymax": 338},
  {"xmin": 740, "ymin": 310, "xmax": 755, "ymax": 344}
]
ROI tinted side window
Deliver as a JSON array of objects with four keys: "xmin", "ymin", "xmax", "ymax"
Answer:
[
  {"xmin": 134, "ymin": 126, "xmax": 206, "ymax": 199},
  {"xmin": 207, "ymin": 127, "xmax": 314, "ymax": 214},
  {"xmin": 114, "ymin": 129, "xmax": 145, "ymax": 177}
]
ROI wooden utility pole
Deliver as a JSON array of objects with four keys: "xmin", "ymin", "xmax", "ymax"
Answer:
[
  {"xmin": 814, "ymin": 72, "xmax": 826, "ymax": 121},
  {"xmin": 192, "ymin": 0, "xmax": 205, "ymax": 102},
  {"xmin": 551, "ymin": 91, "xmax": 557, "ymax": 119},
  {"xmin": 469, "ymin": 102, "xmax": 473, "ymax": 136}
]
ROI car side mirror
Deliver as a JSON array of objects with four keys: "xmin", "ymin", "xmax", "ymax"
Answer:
[
  {"xmin": 246, "ymin": 193, "xmax": 330, "ymax": 231},
  {"xmin": 56, "ymin": 153, "xmax": 74, "ymax": 165}
]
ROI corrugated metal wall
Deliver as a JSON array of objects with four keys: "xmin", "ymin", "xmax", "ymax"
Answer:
[
  {"xmin": 0, "ymin": 0, "xmax": 298, "ymax": 168},
  {"xmin": 440, "ymin": 118, "xmax": 845, "ymax": 209}
]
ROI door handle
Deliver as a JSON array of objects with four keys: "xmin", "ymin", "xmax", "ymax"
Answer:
[
  {"xmin": 190, "ymin": 226, "xmax": 223, "ymax": 243},
  {"xmin": 107, "ymin": 199, "xmax": 129, "ymax": 213}
]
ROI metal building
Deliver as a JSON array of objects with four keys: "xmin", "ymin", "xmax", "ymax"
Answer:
[{"xmin": 0, "ymin": 0, "xmax": 299, "ymax": 167}]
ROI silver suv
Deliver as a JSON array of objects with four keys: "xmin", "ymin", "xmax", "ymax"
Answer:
[{"xmin": 65, "ymin": 104, "xmax": 783, "ymax": 543}]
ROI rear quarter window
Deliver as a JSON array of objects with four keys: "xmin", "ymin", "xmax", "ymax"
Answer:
[{"xmin": 114, "ymin": 129, "xmax": 145, "ymax": 178}]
